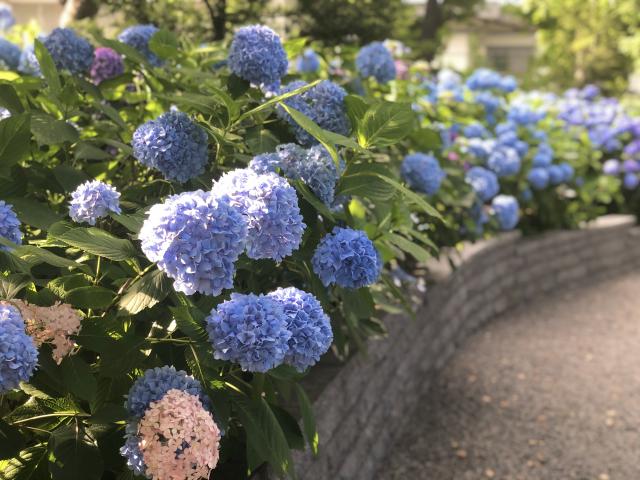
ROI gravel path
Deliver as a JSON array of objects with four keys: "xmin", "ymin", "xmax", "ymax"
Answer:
[{"xmin": 378, "ymin": 272, "xmax": 640, "ymax": 480}]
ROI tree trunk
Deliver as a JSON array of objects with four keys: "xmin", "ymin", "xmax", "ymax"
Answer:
[
  {"xmin": 203, "ymin": 0, "xmax": 227, "ymax": 41},
  {"xmin": 420, "ymin": 0, "xmax": 444, "ymax": 61}
]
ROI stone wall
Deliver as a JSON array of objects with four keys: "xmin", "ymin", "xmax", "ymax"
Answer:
[{"xmin": 290, "ymin": 215, "xmax": 640, "ymax": 480}]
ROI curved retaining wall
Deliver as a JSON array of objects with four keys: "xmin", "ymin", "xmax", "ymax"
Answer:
[{"xmin": 289, "ymin": 215, "xmax": 640, "ymax": 480}]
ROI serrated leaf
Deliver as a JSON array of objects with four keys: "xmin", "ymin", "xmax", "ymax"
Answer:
[
  {"xmin": 170, "ymin": 305, "xmax": 209, "ymax": 342},
  {"xmin": 118, "ymin": 269, "xmax": 169, "ymax": 315},
  {"xmin": 30, "ymin": 114, "xmax": 79, "ymax": 146},
  {"xmin": 0, "ymin": 273, "xmax": 31, "ymax": 299},
  {"xmin": 65, "ymin": 286, "xmax": 114, "ymax": 309},
  {"xmin": 0, "ymin": 445, "xmax": 48, "ymax": 480},
  {"xmin": 149, "ymin": 29, "xmax": 180, "ymax": 59},
  {"xmin": 57, "ymin": 228, "xmax": 137, "ymax": 261},
  {"xmin": 60, "ymin": 357, "xmax": 96, "ymax": 402},
  {"xmin": 98, "ymin": 334, "xmax": 145, "ymax": 378},
  {"xmin": 10, "ymin": 244, "xmax": 89, "ymax": 272},
  {"xmin": 357, "ymin": 101, "xmax": 415, "ymax": 148}
]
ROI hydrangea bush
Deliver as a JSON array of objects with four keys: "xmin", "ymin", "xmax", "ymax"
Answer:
[{"xmin": 0, "ymin": 17, "xmax": 635, "ymax": 480}]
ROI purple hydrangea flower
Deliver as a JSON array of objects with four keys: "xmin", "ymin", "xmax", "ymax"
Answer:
[
  {"xmin": 213, "ymin": 168, "xmax": 305, "ymax": 262},
  {"xmin": 90, "ymin": 47, "xmax": 124, "ymax": 84},
  {"xmin": 118, "ymin": 24, "xmax": 162, "ymax": 66},
  {"xmin": 205, "ymin": 293, "xmax": 291, "ymax": 372},
  {"xmin": 465, "ymin": 166, "xmax": 499, "ymax": 201},
  {"xmin": 228, "ymin": 24, "xmax": 288, "ymax": 90},
  {"xmin": 267, "ymin": 287, "xmax": 333, "ymax": 372},
  {"xmin": 0, "ymin": 38, "xmax": 20, "ymax": 70},
  {"xmin": 69, "ymin": 180, "xmax": 121, "ymax": 225},
  {"xmin": 355, "ymin": 42, "xmax": 396, "ymax": 84},
  {"xmin": 491, "ymin": 194, "xmax": 519, "ymax": 231},
  {"xmin": 401, "ymin": 152, "xmax": 446, "ymax": 195},
  {"xmin": 132, "ymin": 111, "xmax": 209, "ymax": 183},
  {"xmin": 0, "ymin": 304, "xmax": 38, "ymax": 393},
  {"xmin": 312, "ymin": 227, "xmax": 382, "ymax": 289},
  {"xmin": 43, "ymin": 28, "xmax": 94, "ymax": 74},
  {"xmin": 139, "ymin": 190, "xmax": 247, "ymax": 296}
]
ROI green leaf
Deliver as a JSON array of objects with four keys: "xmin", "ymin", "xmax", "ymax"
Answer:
[
  {"xmin": 0, "ymin": 273, "xmax": 31, "ymax": 300},
  {"xmin": 344, "ymin": 94, "xmax": 368, "ymax": 127},
  {"xmin": 57, "ymin": 228, "xmax": 137, "ymax": 261},
  {"xmin": 74, "ymin": 142, "xmax": 111, "ymax": 161},
  {"xmin": 6, "ymin": 197, "xmax": 62, "ymax": 230},
  {"xmin": 0, "ymin": 83, "xmax": 24, "ymax": 113},
  {"xmin": 0, "ymin": 445, "xmax": 48, "ymax": 480},
  {"xmin": 60, "ymin": 357, "xmax": 97, "ymax": 402},
  {"xmin": 293, "ymin": 180, "xmax": 335, "ymax": 222},
  {"xmin": 149, "ymin": 29, "xmax": 180, "ymax": 59},
  {"xmin": 30, "ymin": 114, "xmax": 79, "ymax": 146},
  {"xmin": 66, "ymin": 286, "xmax": 115, "ymax": 309},
  {"xmin": 98, "ymin": 38, "xmax": 148, "ymax": 67},
  {"xmin": 118, "ymin": 269, "xmax": 170, "ymax": 315},
  {"xmin": 48, "ymin": 427, "xmax": 103, "ymax": 480},
  {"xmin": 98, "ymin": 334, "xmax": 145, "ymax": 378},
  {"xmin": 11, "ymin": 244, "xmax": 89, "ymax": 272},
  {"xmin": 340, "ymin": 288, "xmax": 375, "ymax": 319},
  {"xmin": 238, "ymin": 80, "xmax": 319, "ymax": 122},
  {"xmin": 385, "ymin": 233, "xmax": 431, "ymax": 262},
  {"xmin": 110, "ymin": 210, "xmax": 146, "ymax": 234},
  {"xmin": 52, "ymin": 165, "xmax": 90, "ymax": 193},
  {"xmin": 157, "ymin": 92, "xmax": 219, "ymax": 115},
  {"xmin": 0, "ymin": 419, "xmax": 25, "ymax": 460},
  {"xmin": 337, "ymin": 163, "xmax": 396, "ymax": 202},
  {"xmin": 170, "ymin": 305, "xmax": 209, "ymax": 343},
  {"xmin": 357, "ymin": 101, "xmax": 415, "ymax": 148},
  {"xmin": 295, "ymin": 385, "xmax": 318, "ymax": 455},
  {"xmin": 0, "ymin": 114, "xmax": 30, "ymax": 176},
  {"xmin": 34, "ymin": 39, "xmax": 61, "ymax": 93}
]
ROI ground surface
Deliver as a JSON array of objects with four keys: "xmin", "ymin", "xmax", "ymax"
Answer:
[{"xmin": 378, "ymin": 272, "xmax": 640, "ymax": 480}]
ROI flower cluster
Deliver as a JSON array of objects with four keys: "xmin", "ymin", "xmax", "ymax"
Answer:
[
  {"xmin": 491, "ymin": 195, "xmax": 520, "ymax": 231},
  {"xmin": 0, "ymin": 38, "xmax": 20, "ymax": 70},
  {"xmin": 228, "ymin": 25, "xmax": 288, "ymax": 90},
  {"xmin": 312, "ymin": 227, "xmax": 381, "ymax": 289},
  {"xmin": 466, "ymin": 68, "xmax": 514, "ymax": 91},
  {"xmin": 18, "ymin": 44, "xmax": 41, "ymax": 76},
  {"xmin": 401, "ymin": 152, "xmax": 446, "ymax": 195},
  {"xmin": 132, "ymin": 111, "xmax": 209, "ymax": 183},
  {"xmin": 43, "ymin": 28, "xmax": 94, "ymax": 74},
  {"xmin": 14, "ymin": 300, "xmax": 81, "ymax": 364},
  {"xmin": 118, "ymin": 24, "xmax": 162, "ymax": 66},
  {"xmin": 213, "ymin": 168, "xmax": 305, "ymax": 262},
  {"xmin": 69, "ymin": 180, "xmax": 121, "ymax": 225},
  {"xmin": 465, "ymin": 166, "xmax": 499, "ymax": 202},
  {"xmin": 140, "ymin": 190, "xmax": 247, "ymax": 296},
  {"xmin": 0, "ymin": 200, "xmax": 22, "ymax": 249},
  {"xmin": 0, "ymin": 303, "xmax": 38, "ymax": 393},
  {"xmin": 267, "ymin": 287, "xmax": 333, "ymax": 372},
  {"xmin": 527, "ymin": 167, "xmax": 549, "ymax": 190},
  {"xmin": 296, "ymin": 48, "xmax": 320, "ymax": 73},
  {"xmin": 487, "ymin": 146, "xmax": 521, "ymax": 177},
  {"xmin": 0, "ymin": 2, "xmax": 14, "ymax": 30},
  {"xmin": 90, "ymin": 47, "xmax": 124, "ymax": 84},
  {"xmin": 278, "ymin": 80, "xmax": 351, "ymax": 145},
  {"xmin": 355, "ymin": 41, "xmax": 396, "ymax": 84}
]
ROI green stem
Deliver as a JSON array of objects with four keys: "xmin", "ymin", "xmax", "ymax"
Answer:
[{"xmin": 11, "ymin": 412, "xmax": 90, "ymax": 425}]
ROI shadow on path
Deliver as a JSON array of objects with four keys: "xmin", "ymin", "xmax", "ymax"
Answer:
[{"xmin": 377, "ymin": 272, "xmax": 640, "ymax": 480}]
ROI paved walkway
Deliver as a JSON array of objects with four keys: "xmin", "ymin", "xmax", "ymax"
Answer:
[{"xmin": 378, "ymin": 272, "xmax": 640, "ymax": 480}]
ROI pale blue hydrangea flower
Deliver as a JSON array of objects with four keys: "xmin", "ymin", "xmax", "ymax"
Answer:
[
  {"xmin": 132, "ymin": 111, "xmax": 209, "ymax": 183},
  {"xmin": 463, "ymin": 123, "xmax": 489, "ymax": 139},
  {"xmin": 491, "ymin": 195, "xmax": 519, "ymax": 231},
  {"xmin": 69, "ymin": 180, "xmax": 121, "ymax": 225},
  {"xmin": 0, "ymin": 2, "xmax": 14, "ymax": 31},
  {"xmin": 602, "ymin": 159, "xmax": 620, "ymax": 175},
  {"xmin": 213, "ymin": 168, "xmax": 305, "ymax": 262},
  {"xmin": 466, "ymin": 68, "xmax": 502, "ymax": 90},
  {"xmin": 532, "ymin": 143, "xmax": 554, "ymax": 167},
  {"xmin": 527, "ymin": 167, "xmax": 550, "ymax": 190},
  {"xmin": 125, "ymin": 365, "xmax": 208, "ymax": 418},
  {"xmin": 500, "ymin": 75, "xmax": 517, "ymax": 92},
  {"xmin": 487, "ymin": 146, "xmax": 521, "ymax": 177},
  {"xmin": 268, "ymin": 287, "xmax": 333, "ymax": 372},
  {"xmin": 43, "ymin": 28, "xmax": 94, "ymax": 74},
  {"xmin": 401, "ymin": 152, "xmax": 446, "ymax": 195},
  {"xmin": 624, "ymin": 173, "xmax": 639, "ymax": 189},
  {"xmin": 312, "ymin": 227, "xmax": 382, "ymax": 289},
  {"xmin": 547, "ymin": 165, "xmax": 564, "ymax": 185},
  {"xmin": 296, "ymin": 48, "xmax": 320, "ymax": 73},
  {"xmin": 0, "ymin": 38, "xmax": 20, "ymax": 70},
  {"xmin": 0, "ymin": 201, "xmax": 22, "ymax": 249},
  {"xmin": 465, "ymin": 166, "xmax": 499, "ymax": 202},
  {"xmin": 205, "ymin": 293, "xmax": 291, "ymax": 372},
  {"xmin": 228, "ymin": 24, "xmax": 288, "ymax": 90},
  {"xmin": 18, "ymin": 44, "xmax": 41, "ymax": 76},
  {"xmin": 355, "ymin": 41, "xmax": 396, "ymax": 84},
  {"xmin": 118, "ymin": 24, "xmax": 162, "ymax": 66},
  {"xmin": 139, "ymin": 190, "xmax": 247, "ymax": 296},
  {"xmin": 559, "ymin": 162, "xmax": 574, "ymax": 182},
  {"xmin": 0, "ymin": 304, "xmax": 38, "ymax": 393}
]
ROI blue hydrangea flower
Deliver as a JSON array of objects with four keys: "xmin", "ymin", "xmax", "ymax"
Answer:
[
  {"xmin": 401, "ymin": 152, "xmax": 446, "ymax": 195},
  {"xmin": 278, "ymin": 80, "xmax": 351, "ymax": 146},
  {"xmin": 521, "ymin": 187, "xmax": 533, "ymax": 202},
  {"xmin": 18, "ymin": 44, "xmax": 41, "ymax": 76},
  {"xmin": 475, "ymin": 91, "xmax": 501, "ymax": 118},
  {"xmin": 118, "ymin": 24, "xmax": 162, "ymax": 66},
  {"xmin": 90, "ymin": 47, "xmax": 124, "ymax": 84},
  {"xmin": 0, "ymin": 304, "xmax": 38, "ymax": 393},
  {"xmin": 463, "ymin": 123, "xmax": 488, "ymax": 139},
  {"xmin": 470, "ymin": 201, "xmax": 489, "ymax": 235},
  {"xmin": 296, "ymin": 48, "xmax": 320, "ymax": 73},
  {"xmin": 355, "ymin": 41, "xmax": 396, "ymax": 84},
  {"xmin": 491, "ymin": 195, "xmax": 519, "ymax": 231},
  {"xmin": 532, "ymin": 143, "xmax": 554, "ymax": 167},
  {"xmin": 466, "ymin": 68, "xmax": 502, "ymax": 90},
  {"xmin": 559, "ymin": 162, "xmax": 574, "ymax": 182},
  {"xmin": 139, "ymin": 190, "xmax": 247, "ymax": 296},
  {"xmin": 500, "ymin": 75, "xmax": 517, "ymax": 92},
  {"xmin": 0, "ymin": 107, "xmax": 9, "ymax": 120},
  {"xmin": 43, "ymin": 28, "xmax": 94, "ymax": 74},
  {"xmin": 487, "ymin": 146, "xmax": 521, "ymax": 177},
  {"xmin": 495, "ymin": 122, "xmax": 516, "ymax": 136},
  {"xmin": 0, "ymin": 38, "xmax": 20, "ymax": 70},
  {"xmin": 0, "ymin": 2, "xmax": 15, "ymax": 31},
  {"xmin": 132, "ymin": 111, "xmax": 209, "ymax": 183},
  {"xmin": 213, "ymin": 169, "xmax": 305, "ymax": 262},
  {"xmin": 120, "ymin": 422, "xmax": 146, "ymax": 476},
  {"xmin": 623, "ymin": 159, "xmax": 640, "ymax": 173},
  {"xmin": 312, "ymin": 227, "xmax": 382, "ymax": 289},
  {"xmin": 547, "ymin": 165, "xmax": 564, "ymax": 185},
  {"xmin": 624, "ymin": 173, "xmax": 639, "ymax": 189},
  {"xmin": 602, "ymin": 159, "xmax": 620, "ymax": 175},
  {"xmin": 527, "ymin": 167, "xmax": 550, "ymax": 190},
  {"xmin": 205, "ymin": 293, "xmax": 291, "ymax": 372},
  {"xmin": 0, "ymin": 201, "xmax": 22, "ymax": 249},
  {"xmin": 69, "ymin": 180, "xmax": 121, "ymax": 225},
  {"xmin": 125, "ymin": 366, "xmax": 208, "ymax": 418},
  {"xmin": 507, "ymin": 105, "xmax": 545, "ymax": 125},
  {"xmin": 466, "ymin": 138, "xmax": 495, "ymax": 159},
  {"xmin": 267, "ymin": 287, "xmax": 333, "ymax": 372},
  {"xmin": 465, "ymin": 166, "xmax": 499, "ymax": 202},
  {"xmin": 228, "ymin": 24, "xmax": 288, "ymax": 90}
]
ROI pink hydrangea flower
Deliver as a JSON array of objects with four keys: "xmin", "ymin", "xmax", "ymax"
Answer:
[
  {"xmin": 13, "ymin": 300, "xmax": 81, "ymax": 364},
  {"xmin": 138, "ymin": 389, "xmax": 221, "ymax": 480}
]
